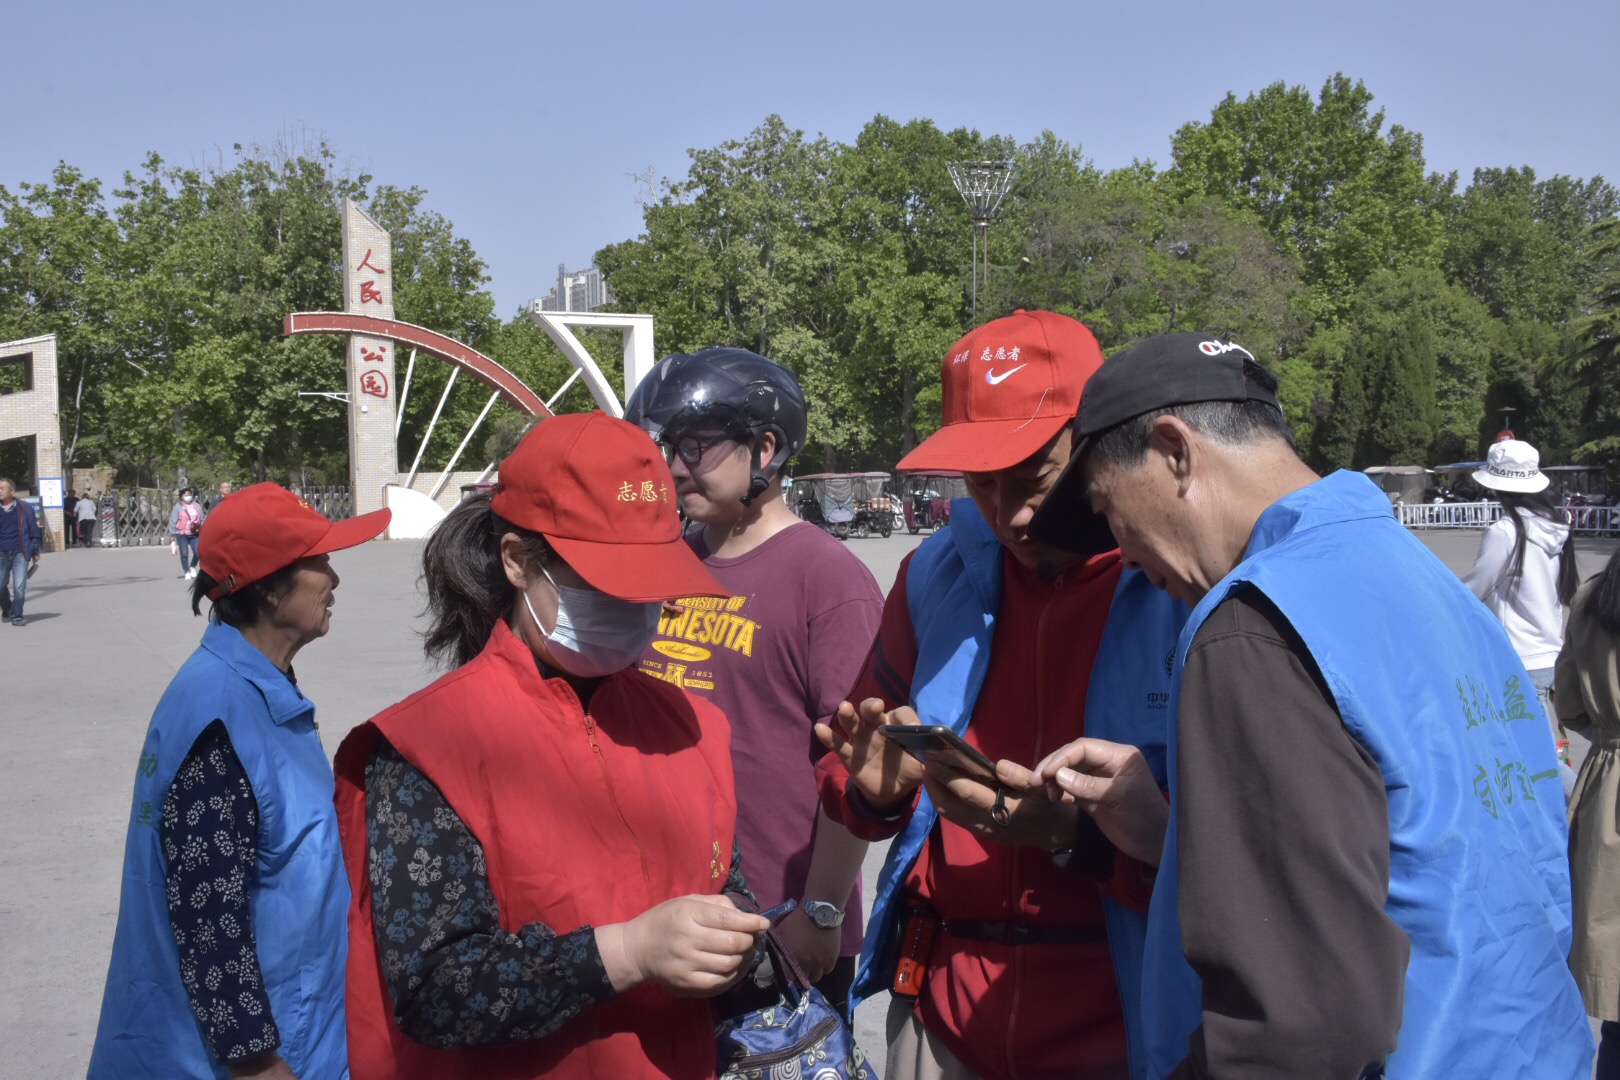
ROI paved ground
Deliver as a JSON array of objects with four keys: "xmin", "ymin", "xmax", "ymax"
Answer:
[{"xmin": 2, "ymin": 526, "xmax": 1613, "ymax": 1077}]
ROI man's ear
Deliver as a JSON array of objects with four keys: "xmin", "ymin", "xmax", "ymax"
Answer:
[
  {"xmin": 755, "ymin": 429, "xmax": 779, "ymax": 466},
  {"xmin": 1149, "ymin": 415, "xmax": 1198, "ymax": 494}
]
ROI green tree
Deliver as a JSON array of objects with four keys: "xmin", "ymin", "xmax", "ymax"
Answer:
[
  {"xmin": 1442, "ymin": 166, "xmax": 1618, "ymax": 325},
  {"xmin": 1168, "ymin": 74, "xmax": 1447, "ymax": 319},
  {"xmin": 1566, "ymin": 217, "xmax": 1620, "ymax": 469},
  {"xmin": 1305, "ymin": 267, "xmax": 1501, "ymax": 467},
  {"xmin": 0, "ymin": 164, "xmax": 122, "ymax": 470},
  {"xmin": 1364, "ymin": 315, "xmax": 1439, "ymax": 466},
  {"xmin": 999, "ymin": 162, "xmax": 1306, "ymax": 356}
]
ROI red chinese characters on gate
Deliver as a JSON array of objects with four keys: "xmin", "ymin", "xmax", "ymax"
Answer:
[
  {"xmin": 360, "ymin": 371, "xmax": 389, "ymax": 399},
  {"xmin": 356, "ymin": 248, "xmax": 388, "ymax": 307}
]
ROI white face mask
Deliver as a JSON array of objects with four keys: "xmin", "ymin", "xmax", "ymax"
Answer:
[
  {"xmin": 182, "ymin": 495, "xmax": 194, "ymax": 503},
  {"xmin": 522, "ymin": 564, "xmax": 662, "ymax": 678}
]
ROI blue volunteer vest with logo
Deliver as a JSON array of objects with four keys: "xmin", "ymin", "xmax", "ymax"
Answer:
[
  {"xmin": 853, "ymin": 499, "xmax": 1193, "ymax": 1080},
  {"xmin": 90, "ymin": 621, "xmax": 350, "ymax": 1080},
  {"xmin": 1142, "ymin": 470, "xmax": 1591, "ymax": 1079}
]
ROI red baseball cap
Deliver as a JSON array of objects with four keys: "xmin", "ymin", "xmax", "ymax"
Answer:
[
  {"xmin": 897, "ymin": 310, "xmax": 1104, "ymax": 473},
  {"xmin": 489, "ymin": 411, "xmax": 727, "ymax": 602},
  {"xmin": 200, "ymin": 483, "xmax": 391, "ymax": 599}
]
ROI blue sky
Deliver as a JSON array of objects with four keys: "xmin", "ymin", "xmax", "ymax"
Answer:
[{"xmin": 7, "ymin": 0, "xmax": 1617, "ymax": 317}]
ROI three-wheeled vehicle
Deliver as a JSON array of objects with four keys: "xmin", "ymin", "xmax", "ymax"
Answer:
[
  {"xmin": 901, "ymin": 470, "xmax": 968, "ymax": 534},
  {"xmin": 792, "ymin": 473, "xmax": 857, "ymax": 539},
  {"xmin": 792, "ymin": 472, "xmax": 899, "ymax": 539},
  {"xmin": 850, "ymin": 472, "xmax": 897, "ymax": 538}
]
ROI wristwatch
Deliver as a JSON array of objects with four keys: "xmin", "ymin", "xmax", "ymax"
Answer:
[{"xmin": 801, "ymin": 900, "xmax": 846, "ymax": 929}]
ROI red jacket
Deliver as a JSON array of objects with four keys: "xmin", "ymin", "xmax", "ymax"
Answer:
[
  {"xmin": 335, "ymin": 620, "xmax": 737, "ymax": 1080},
  {"xmin": 820, "ymin": 550, "xmax": 1154, "ymax": 1080}
]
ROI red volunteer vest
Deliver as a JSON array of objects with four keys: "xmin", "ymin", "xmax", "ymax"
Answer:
[{"xmin": 334, "ymin": 620, "xmax": 738, "ymax": 1080}]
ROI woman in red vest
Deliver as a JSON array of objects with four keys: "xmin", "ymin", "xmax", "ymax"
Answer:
[{"xmin": 334, "ymin": 412, "xmax": 771, "ymax": 1080}]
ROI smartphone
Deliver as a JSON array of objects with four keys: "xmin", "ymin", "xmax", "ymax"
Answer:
[{"xmin": 878, "ymin": 724, "xmax": 1000, "ymax": 783}]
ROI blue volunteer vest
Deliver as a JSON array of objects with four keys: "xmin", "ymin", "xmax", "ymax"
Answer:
[
  {"xmin": 90, "ymin": 621, "xmax": 350, "ymax": 1080},
  {"xmin": 1142, "ymin": 470, "xmax": 1591, "ymax": 1079},
  {"xmin": 853, "ymin": 499, "xmax": 1192, "ymax": 1080}
]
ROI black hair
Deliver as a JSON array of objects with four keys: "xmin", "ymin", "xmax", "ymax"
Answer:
[
  {"xmin": 421, "ymin": 492, "xmax": 553, "ymax": 668},
  {"xmin": 190, "ymin": 564, "xmax": 301, "ymax": 625},
  {"xmin": 1586, "ymin": 544, "xmax": 1620, "ymax": 636},
  {"xmin": 1495, "ymin": 492, "xmax": 1579, "ymax": 607},
  {"xmin": 1086, "ymin": 359, "xmax": 1296, "ymax": 469},
  {"xmin": 179, "ymin": 486, "xmax": 194, "ymax": 497}
]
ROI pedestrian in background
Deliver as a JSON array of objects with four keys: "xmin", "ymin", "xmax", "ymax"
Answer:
[
  {"xmin": 63, "ymin": 491, "xmax": 78, "ymax": 547},
  {"xmin": 1463, "ymin": 438, "xmax": 1580, "ymax": 786},
  {"xmin": 76, "ymin": 491, "xmax": 98, "ymax": 548},
  {"xmin": 90, "ymin": 483, "xmax": 391, "ymax": 1080},
  {"xmin": 1555, "ymin": 542, "xmax": 1620, "ymax": 1079},
  {"xmin": 169, "ymin": 487, "xmax": 205, "ymax": 580},
  {"xmin": 0, "ymin": 477, "xmax": 42, "ymax": 626}
]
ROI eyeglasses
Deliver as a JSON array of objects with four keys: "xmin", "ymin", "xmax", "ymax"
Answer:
[{"xmin": 662, "ymin": 433, "xmax": 739, "ymax": 466}]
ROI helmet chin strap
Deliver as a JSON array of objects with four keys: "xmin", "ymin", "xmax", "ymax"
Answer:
[
  {"xmin": 740, "ymin": 473, "xmax": 769, "ymax": 507},
  {"xmin": 739, "ymin": 439, "xmax": 773, "ymax": 507}
]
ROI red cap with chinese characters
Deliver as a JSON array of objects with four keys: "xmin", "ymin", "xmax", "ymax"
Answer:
[
  {"xmin": 896, "ymin": 310, "xmax": 1104, "ymax": 473},
  {"xmin": 490, "ymin": 411, "xmax": 727, "ymax": 602},
  {"xmin": 200, "ymin": 483, "xmax": 391, "ymax": 600}
]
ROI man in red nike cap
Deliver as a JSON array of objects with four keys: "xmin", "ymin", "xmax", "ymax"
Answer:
[
  {"xmin": 94, "ymin": 484, "xmax": 391, "ymax": 1080},
  {"xmin": 815, "ymin": 311, "xmax": 1186, "ymax": 1080}
]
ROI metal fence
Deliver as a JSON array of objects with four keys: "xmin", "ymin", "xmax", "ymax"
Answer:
[
  {"xmin": 298, "ymin": 486, "xmax": 354, "ymax": 521},
  {"xmin": 1395, "ymin": 502, "xmax": 1504, "ymax": 529},
  {"xmin": 94, "ymin": 485, "xmax": 354, "ymax": 547},
  {"xmin": 1396, "ymin": 500, "xmax": 1620, "ymax": 534}
]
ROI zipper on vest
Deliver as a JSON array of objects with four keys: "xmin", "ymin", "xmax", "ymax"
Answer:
[
  {"xmin": 1005, "ymin": 571, "xmax": 1061, "ymax": 1075},
  {"xmin": 581, "ymin": 713, "xmax": 655, "ymax": 901}
]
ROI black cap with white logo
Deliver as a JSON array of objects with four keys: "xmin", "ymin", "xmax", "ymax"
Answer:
[{"xmin": 1028, "ymin": 332, "xmax": 1280, "ymax": 554}]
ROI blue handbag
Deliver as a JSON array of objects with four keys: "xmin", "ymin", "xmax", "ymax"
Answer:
[{"xmin": 715, "ymin": 899, "xmax": 880, "ymax": 1080}]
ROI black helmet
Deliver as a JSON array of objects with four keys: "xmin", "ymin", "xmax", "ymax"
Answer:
[{"xmin": 624, "ymin": 347, "xmax": 808, "ymax": 506}]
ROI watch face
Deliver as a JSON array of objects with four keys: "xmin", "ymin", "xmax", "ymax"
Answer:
[{"xmin": 803, "ymin": 901, "xmax": 845, "ymax": 928}]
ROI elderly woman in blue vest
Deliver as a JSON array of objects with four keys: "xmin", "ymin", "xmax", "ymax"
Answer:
[
  {"xmin": 91, "ymin": 483, "xmax": 390, "ymax": 1080},
  {"xmin": 1026, "ymin": 333, "xmax": 1592, "ymax": 1079}
]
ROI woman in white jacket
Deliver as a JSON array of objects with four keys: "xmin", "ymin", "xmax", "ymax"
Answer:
[{"xmin": 1462, "ymin": 439, "xmax": 1578, "ymax": 788}]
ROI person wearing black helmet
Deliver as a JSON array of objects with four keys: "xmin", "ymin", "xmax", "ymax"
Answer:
[{"xmin": 625, "ymin": 347, "xmax": 883, "ymax": 1014}]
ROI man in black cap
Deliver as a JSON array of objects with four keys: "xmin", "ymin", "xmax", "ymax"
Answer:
[{"xmin": 1024, "ymin": 333, "xmax": 1591, "ymax": 1079}]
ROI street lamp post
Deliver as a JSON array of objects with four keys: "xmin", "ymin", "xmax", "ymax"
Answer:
[{"xmin": 947, "ymin": 160, "xmax": 1019, "ymax": 319}]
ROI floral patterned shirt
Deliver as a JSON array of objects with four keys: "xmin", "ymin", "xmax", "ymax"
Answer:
[
  {"xmin": 365, "ymin": 737, "xmax": 751, "ymax": 1048},
  {"xmin": 160, "ymin": 719, "xmax": 279, "ymax": 1064}
]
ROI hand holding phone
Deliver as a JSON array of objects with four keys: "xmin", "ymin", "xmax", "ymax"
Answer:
[{"xmin": 816, "ymin": 699, "xmax": 928, "ymax": 807}]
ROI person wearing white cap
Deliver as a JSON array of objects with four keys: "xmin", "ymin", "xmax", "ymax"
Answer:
[{"xmin": 1462, "ymin": 438, "xmax": 1579, "ymax": 788}]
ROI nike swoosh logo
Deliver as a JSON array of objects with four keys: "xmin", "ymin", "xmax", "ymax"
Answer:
[{"xmin": 985, "ymin": 364, "xmax": 1027, "ymax": 385}]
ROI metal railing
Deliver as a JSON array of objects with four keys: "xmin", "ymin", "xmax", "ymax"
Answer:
[
  {"xmin": 296, "ymin": 486, "xmax": 354, "ymax": 522},
  {"xmin": 1396, "ymin": 502, "xmax": 1504, "ymax": 529},
  {"xmin": 1396, "ymin": 500, "xmax": 1619, "ymax": 534},
  {"xmin": 1566, "ymin": 504, "xmax": 1620, "ymax": 535},
  {"xmin": 94, "ymin": 485, "xmax": 354, "ymax": 547}
]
